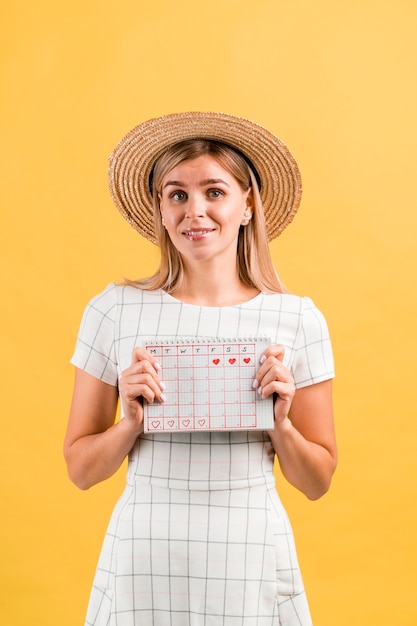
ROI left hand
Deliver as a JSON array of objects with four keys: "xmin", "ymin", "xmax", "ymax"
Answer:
[{"xmin": 253, "ymin": 344, "xmax": 296, "ymax": 426}]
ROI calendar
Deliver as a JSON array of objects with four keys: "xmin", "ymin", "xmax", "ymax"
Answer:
[{"xmin": 143, "ymin": 337, "xmax": 273, "ymax": 433}]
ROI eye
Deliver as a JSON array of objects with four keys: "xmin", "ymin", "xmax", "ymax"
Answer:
[
  {"xmin": 207, "ymin": 189, "xmax": 224, "ymax": 199},
  {"xmin": 170, "ymin": 190, "xmax": 187, "ymax": 201}
]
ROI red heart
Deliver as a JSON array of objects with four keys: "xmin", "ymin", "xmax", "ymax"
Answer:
[
  {"xmin": 198, "ymin": 419, "xmax": 206, "ymax": 427},
  {"xmin": 182, "ymin": 419, "xmax": 191, "ymax": 427},
  {"xmin": 168, "ymin": 420, "xmax": 174, "ymax": 427},
  {"xmin": 229, "ymin": 358, "xmax": 236, "ymax": 364},
  {"xmin": 151, "ymin": 420, "xmax": 160, "ymax": 429},
  {"xmin": 213, "ymin": 358, "xmax": 220, "ymax": 365},
  {"xmin": 243, "ymin": 357, "xmax": 251, "ymax": 364}
]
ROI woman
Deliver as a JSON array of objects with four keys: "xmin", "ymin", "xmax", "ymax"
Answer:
[{"xmin": 64, "ymin": 111, "xmax": 337, "ymax": 625}]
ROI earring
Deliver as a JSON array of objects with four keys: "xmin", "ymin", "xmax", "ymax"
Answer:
[{"xmin": 241, "ymin": 210, "xmax": 252, "ymax": 226}]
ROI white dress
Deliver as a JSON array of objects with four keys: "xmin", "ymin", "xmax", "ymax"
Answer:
[{"xmin": 71, "ymin": 284, "xmax": 334, "ymax": 626}]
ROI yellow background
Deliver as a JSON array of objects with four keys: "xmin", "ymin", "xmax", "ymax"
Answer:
[{"xmin": 1, "ymin": 1, "xmax": 416, "ymax": 624}]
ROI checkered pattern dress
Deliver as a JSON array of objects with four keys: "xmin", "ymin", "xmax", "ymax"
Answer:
[{"xmin": 71, "ymin": 284, "xmax": 334, "ymax": 626}]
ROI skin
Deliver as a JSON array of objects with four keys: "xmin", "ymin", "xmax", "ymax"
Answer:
[{"xmin": 64, "ymin": 155, "xmax": 337, "ymax": 499}]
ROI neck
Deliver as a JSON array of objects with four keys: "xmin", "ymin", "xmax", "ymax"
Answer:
[{"xmin": 171, "ymin": 262, "xmax": 259, "ymax": 306}]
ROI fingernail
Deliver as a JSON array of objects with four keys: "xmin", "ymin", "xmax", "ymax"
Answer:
[
  {"xmin": 252, "ymin": 379, "xmax": 259, "ymax": 389},
  {"xmin": 154, "ymin": 362, "xmax": 162, "ymax": 372},
  {"xmin": 257, "ymin": 386, "xmax": 263, "ymax": 396},
  {"xmin": 160, "ymin": 393, "xmax": 166, "ymax": 403},
  {"xmin": 159, "ymin": 381, "xmax": 166, "ymax": 391},
  {"xmin": 260, "ymin": 355, "xmax": 266, "ymax": 364}
]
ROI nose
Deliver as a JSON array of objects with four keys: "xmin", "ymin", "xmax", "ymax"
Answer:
[{"xmin": 185, "ymin": 193, "xmax": 206, "ymax": 218}]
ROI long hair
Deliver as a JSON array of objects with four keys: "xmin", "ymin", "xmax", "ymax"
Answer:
[{"xmin": 127, "ymin": 139, "xmax": 285, "ymax": 294}]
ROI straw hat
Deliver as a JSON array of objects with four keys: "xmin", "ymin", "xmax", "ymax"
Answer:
[{"xmin": 108, "ymin": 111, "xmax": 302, "ymax": 243}]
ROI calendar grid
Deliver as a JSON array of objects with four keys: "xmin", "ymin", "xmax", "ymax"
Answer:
[{"xmin": 144, "ymin": 338, "xmax": 273, "ymax": 432}]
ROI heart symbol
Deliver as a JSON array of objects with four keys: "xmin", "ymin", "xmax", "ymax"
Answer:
[
  {"xmin": 198, "ymin": 419, "xmax": 206, "ymax": 427},
  {"xmin": 228, "ymin": 358, "xmax": 236, "ymax": 364},
  {"xmin": 243, "ymin": 358, "xmax": 251, "ymax": 364},
  {"xmin": 168, "ymin": 420, "xmax": 174, "ymax": 427},
  {"xmin": 151, "ymin": 420, "xmax": 160, "ymax": 429},
  {"xmin": 213, "ymin": 359, "xmax": 220, "ymax": 365},
  {"xmin": 182, "ymin": 419, "xmax": 191, "ymax": 427}
]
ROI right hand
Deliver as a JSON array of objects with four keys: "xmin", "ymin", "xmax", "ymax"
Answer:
[{"xmin": 119, "ymin": 347, "xmax": 165, "ymax": 425}]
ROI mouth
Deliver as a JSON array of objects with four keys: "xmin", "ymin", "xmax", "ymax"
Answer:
[{"xmin": 182, "ymin": 228, "xmax": 214, "ymax": 239}]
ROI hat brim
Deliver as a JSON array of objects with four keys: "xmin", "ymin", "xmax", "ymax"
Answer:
[{"xmin": 108, "ymin": 111, "xmax": 302, "ymax": 243}]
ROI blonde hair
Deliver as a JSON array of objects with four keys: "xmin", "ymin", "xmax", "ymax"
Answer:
[{"xmin": 127, "ymin": 139, "xmax": 285, "ymax": 294}]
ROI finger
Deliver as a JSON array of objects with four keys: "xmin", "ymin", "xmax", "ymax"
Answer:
[
  {"xmin": 131, "ymin": 346, "xmax": 161, "ymax": 373},
  {"xmin": 122, "ymin": 382, "xmax": 165, "ymax": 407},
  {"xmin": 254, "ymin": 354, "xmax": 286, "ymax": 388},
  {"xmin": 255, "ymin": 345, "xmax": 286, "ymax": 385},
  {"xmin": 126, "ymin": 353, "xmax": 164, "ymax": 391},
  {"xmin": 128, "ymin": 382, "xmax": 164, "ymax": 404},
  {"xmin": 260, "ymin": 344, "xmax": 285, "ymax": 364},
  {"xmin": 254, "ymin": 359, "xmax": 294, "ymax": 399},
  {"xmin": 127, "ymin": 357, "xmax": 161, "ymax": 379},
  {"xmin": 261, "ymin": 360, "xmax": 292, "ymax": 384},
  {"xmin": 120, "ymin": 366, "xmax": 166, "ymax": 404},
  {"xmin": 260, "ymin": 377, "xmax": 295, "ymax": 401},
  {"xmin": 125, "ymin": 371, "xmax": 165, "ymax": 397}
]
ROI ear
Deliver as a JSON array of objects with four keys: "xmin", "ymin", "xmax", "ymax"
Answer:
[
  {"xmin": 242, "ymin": 188, "xmax": 253, "ymax": 221},
  {"xmin": 245, "ymin": 187, "xmax": 254, "ymax": 213},
  {"xmin": 158, "ymin": 193, "xmax": 164, "ymax": 217}
]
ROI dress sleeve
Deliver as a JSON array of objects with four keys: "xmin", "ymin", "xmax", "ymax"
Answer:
[
  {"xmin": 291, "ymin": 297, "xmax": 335, "ymax": 389},
  {"xmin": 70, "ymin": 283, "xmax": 118, "ymax": 386}
]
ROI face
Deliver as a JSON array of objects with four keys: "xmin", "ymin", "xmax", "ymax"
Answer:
[{"xmin": 158, "ymin": 154, "xmax": 252, "ymax": 265}]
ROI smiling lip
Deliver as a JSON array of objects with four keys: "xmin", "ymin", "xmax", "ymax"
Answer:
[{"xmin": 182, "ymin": 228, "xmax": 214, "ymax": 239}]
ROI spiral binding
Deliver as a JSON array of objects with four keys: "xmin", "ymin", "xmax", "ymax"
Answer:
[{"xmin": 144, "ymin": 336, "xmax": 271, "ymax": 346}]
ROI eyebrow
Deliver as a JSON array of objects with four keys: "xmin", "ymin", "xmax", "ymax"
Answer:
[{"xmin": 163, "ymin": 178, "xmax": 230, "ymax": 189}]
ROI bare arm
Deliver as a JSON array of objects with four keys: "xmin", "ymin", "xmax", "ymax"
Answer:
[
  {"xmin": 63, "ymin": 348, "xmax": 165, "ymax": 490},
  {"xmin": 254, "ymin": 346, "xmax": 337, "ymax": 500}
]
